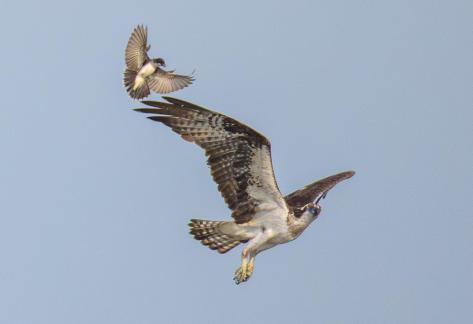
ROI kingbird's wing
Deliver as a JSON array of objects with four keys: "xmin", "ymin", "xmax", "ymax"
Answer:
[
  {"xmin": 125, "ymin": 25, "xmax": 150, "ymax": 70},
  {"xmin": 147, "ymin": 69, "xmax": 194, "ymax": 94}
]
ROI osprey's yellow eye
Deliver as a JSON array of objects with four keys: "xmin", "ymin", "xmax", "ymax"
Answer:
[{"xmin": 308, "ymin": 205, "xmax": 321, "ymax": 217}]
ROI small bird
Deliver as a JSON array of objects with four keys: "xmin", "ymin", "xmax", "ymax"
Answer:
[
  {"xmin": 123, "ymin": 25, "xmax": 194, "ymax": 99},
  {"xmin": 135, "ymin": 97, "xmax": 355, "ymax": 284}
]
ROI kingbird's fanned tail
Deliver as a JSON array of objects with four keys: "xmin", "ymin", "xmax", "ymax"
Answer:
[
  {"xmin": 123, "ymin": 68, "xmax": 150, "ymax": 100},
  {"xmin": 189, "ymin": 219, "xmax": 241, "ymax": 254}
]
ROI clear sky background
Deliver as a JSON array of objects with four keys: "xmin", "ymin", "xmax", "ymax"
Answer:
[{"xmin": 0, "ymin": 0, "xmax": 472, "ymax": 323}]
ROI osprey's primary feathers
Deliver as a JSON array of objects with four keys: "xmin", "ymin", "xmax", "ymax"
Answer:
[
  {"xmin": 123, "ymin": 25, "xmax": 194, "ymax": 99},
  {"xmin": 135, "ymin": 97, "xmax": 355, "ymax": 284}
]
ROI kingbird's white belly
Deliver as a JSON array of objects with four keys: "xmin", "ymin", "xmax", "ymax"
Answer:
[
  {"xmin": 138, "ymin": 63, "xmax": 156, "ymax": 78},
  {"xmin": 133, "ymin": 63, "xmax": 156, "ymax": 90},
  {"xmin": 133, "ymin": 76, "xmax": 145, "ymax": 90}
]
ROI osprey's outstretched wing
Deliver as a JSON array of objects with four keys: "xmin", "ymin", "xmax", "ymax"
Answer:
[
  {"xmin": 285, "ymin": 171, "xmax": 355, "ymax": 209},
  {"xmin": 135, "ymin": 97, "xmax": 287, "ymax": 224},
  {"xmin": 125, "ymin": 25, "xmax": 150, "ymax": 71}
]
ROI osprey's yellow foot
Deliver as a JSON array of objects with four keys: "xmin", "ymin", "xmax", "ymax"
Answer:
[
  {"xmin": 247, "ymin": 262, "xmax": 254, "ymax": 276},
  {"xmin": 233, "ymin": 264, "xmax": 252, "ymax": 284},
  {"xmin": 233, "ymin": 257, "xmax": 255, "ymax": 284}
]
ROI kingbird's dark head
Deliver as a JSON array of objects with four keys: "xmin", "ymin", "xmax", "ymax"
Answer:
[
  {"xmin": 307, "ymin": 203, "xmax": 321, "ymax": 219},
  {"xmin": 153, "ymin": 58, "xmax": 166, "ymax": 67}
]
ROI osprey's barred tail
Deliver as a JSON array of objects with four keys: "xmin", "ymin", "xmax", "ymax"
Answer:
[{"xmin": 189, "ymin": 219, "xmax": 241, "ymax": 254}]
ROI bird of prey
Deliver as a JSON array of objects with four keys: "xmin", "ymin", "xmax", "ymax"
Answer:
[
  {"xmin": 123, "ymin": 25, "xmax": 194, "ymax": 99},
  {"xmin": 135, "ymin": 97, "xmax": 355, "ymax": 284}
]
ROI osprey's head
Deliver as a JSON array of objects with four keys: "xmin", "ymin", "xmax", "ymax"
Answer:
[
  {"xmin": 295, "ymin": 203, "xmax": 321, "ymax": 220},
  {"xmin": 153, "ymin": 58, "xmax": 166, "ymax": 67}
]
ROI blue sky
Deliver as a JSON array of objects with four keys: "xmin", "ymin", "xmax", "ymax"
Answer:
[{"xmin": 0, "ymin": 0, "xmax": 472, "ymax": 323}]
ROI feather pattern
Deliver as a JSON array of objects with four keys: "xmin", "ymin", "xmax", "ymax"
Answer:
[
  {"xmin": 285, "ymin": 171, "xmax": 355, "ymax": 210},
  {"xmin": 188, "ymin": 219, "xmax": 241, "ymax": 253},
  {"xmin": 147, "ymin": 69, "xmax": 194, "ymax": 94},
  {"xmin": 135, "ymin": 97, "xmax": 287, "ymax": 224},
  {"xmin": 125, "ymin": 25, "xmax": 150, "ymax": 71}
]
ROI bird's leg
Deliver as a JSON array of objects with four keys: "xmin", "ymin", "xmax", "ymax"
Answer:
[
  {"xmin": 246, "ymin": 254, "xmax": 256, "ymax": 278},
  {"xmin": 233, "ymin": 248, "xmax": 253, "ymax": 284}
]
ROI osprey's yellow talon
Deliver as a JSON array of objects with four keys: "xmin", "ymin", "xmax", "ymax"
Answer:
[{"xmin": 233, "ymin": 264, "xmax": 252, "ymax": 284}]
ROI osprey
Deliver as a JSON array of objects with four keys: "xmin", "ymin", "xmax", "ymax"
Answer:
[
  {"xmin": 135, "ymin": 97, "xmax": 355, "ymax": 284},
  {"xmin": 123, "ymin": 25, "xmax": 194, "ymax": 99}
]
